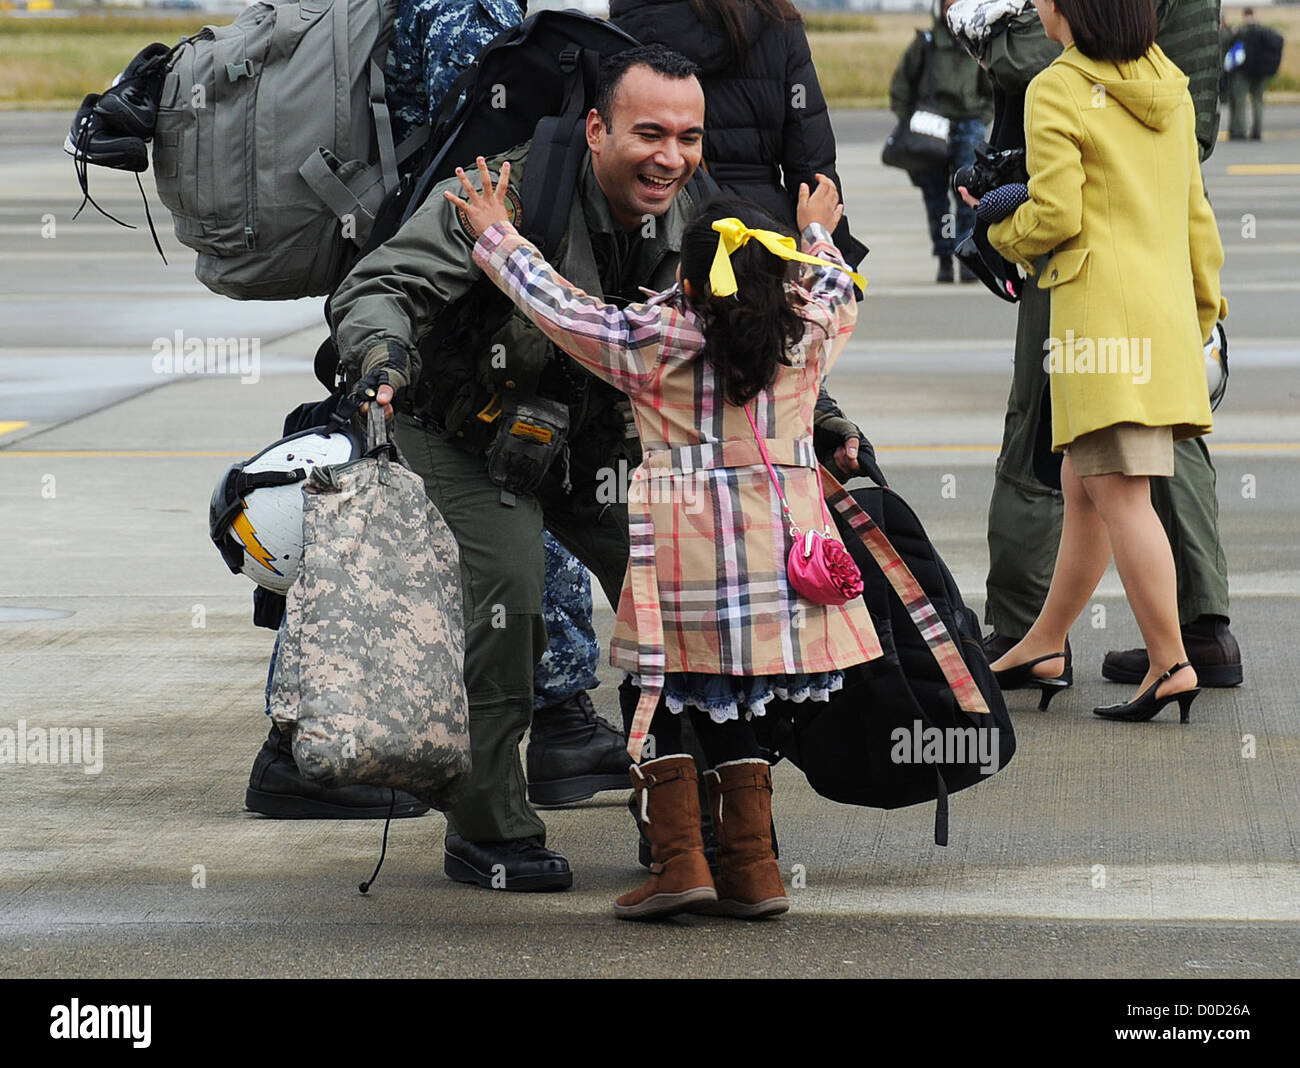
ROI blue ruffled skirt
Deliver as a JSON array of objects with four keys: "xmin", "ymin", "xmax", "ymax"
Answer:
[{"xmin": 630, "ymin": 670, "xmax": 845, "ymax": 724}]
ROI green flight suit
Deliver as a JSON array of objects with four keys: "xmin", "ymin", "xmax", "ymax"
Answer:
[{"xmin": 330, "ymin": 144, "xmax": 690, "ymax": 841}]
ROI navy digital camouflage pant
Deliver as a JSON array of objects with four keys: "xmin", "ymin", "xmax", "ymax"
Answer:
[
  {"xmin": 533, "ymin": 532, "xmax": 600, "ymax": 710},
  {"xmin": 264, "ymin": 530, "xmax": 600, "ymax": 714}
]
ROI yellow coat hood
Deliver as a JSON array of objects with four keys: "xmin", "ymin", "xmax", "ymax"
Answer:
[{"xmin": 1054, "ymin": 43, "xmax": 1190, "ymax": 132}]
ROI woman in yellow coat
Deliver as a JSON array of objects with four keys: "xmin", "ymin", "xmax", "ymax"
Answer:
[{"xmin": 960, "ymin": 0, "xmax": 1226, "ymax": 723}]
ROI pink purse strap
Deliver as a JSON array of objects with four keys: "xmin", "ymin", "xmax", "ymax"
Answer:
[{"xmin": 744, "ymin": 403, "xmax": 830, "ymax": 535}]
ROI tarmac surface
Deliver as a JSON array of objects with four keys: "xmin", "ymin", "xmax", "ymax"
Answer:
[{"xmin": 1, "ymin": 107, "xmax": 1299, "ymax": 979}]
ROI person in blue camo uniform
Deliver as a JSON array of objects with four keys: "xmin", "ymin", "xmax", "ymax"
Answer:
[{"xmin": 385, "ymin": 0, "xmax": 523, "ymax": 145}]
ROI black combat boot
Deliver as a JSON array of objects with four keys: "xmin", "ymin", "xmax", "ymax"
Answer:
[
  {"xmin": 936, "ymin": 255, "xmax": 955, "ymax": 283},
  {"xmin": 525, "ymin": 692, "xmax": 632, "ymax": 807},
  {"xmin": 443, "ymin": 834, "xmax": 572, "ymax": 892},
  {"xmin": 245, "ymin": 722, "xmax": 431, "ymax": 819},
  {"xmin": 1102, "ymin": 616, "xmax": 1243, "ymax": 688}
]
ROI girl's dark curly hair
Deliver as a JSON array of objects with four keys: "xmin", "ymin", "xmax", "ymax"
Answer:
[{"xmin": 679, "ymin": 196, "xmax": 807, "ymax": 407}]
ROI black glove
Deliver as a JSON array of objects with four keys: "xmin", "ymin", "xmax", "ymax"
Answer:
[
  {"xmin": 354, "ymin": 339, "xmax": 413, "ymax": 394},
  {"xmin": 813, "ymin": 408, "xmax": 888, "ymax": 486}
]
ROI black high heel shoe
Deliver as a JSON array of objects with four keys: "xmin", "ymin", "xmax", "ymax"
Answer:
[
  {"xmin": 1093, "ymin": 662, "xmax": 1200, "ymax": 724},
  {"xmin": 993, "ymin": 652, "xmax": 1072, "ymax": 711}
]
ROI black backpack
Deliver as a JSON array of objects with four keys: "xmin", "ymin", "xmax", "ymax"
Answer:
[
  {"xmin": 756, "ymin": 477, "xmax": 1015, "ymax": 846},
  {"xmin": 1243, "ymin": 26, "xmax": 1284, "ymax": 79},
  {"xmin": 360, "ymin": 10, "xmax": 638, "ymax": 261}
]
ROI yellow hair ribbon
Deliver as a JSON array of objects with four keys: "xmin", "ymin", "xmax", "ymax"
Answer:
[{"xmin": 708, "ymin": 217, "xmax": 866, "ymax": 298}]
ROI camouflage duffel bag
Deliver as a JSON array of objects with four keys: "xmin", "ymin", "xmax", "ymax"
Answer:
[{"xmin": 269, "ymin": 403, "xmax": 469, "ymax": 808}]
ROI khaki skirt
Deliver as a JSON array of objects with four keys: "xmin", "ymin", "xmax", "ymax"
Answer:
[{"xmin": 1067, "ymin": 422, "xmax": 1174, "ymax": 477}]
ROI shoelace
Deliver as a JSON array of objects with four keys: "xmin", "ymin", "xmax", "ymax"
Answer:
[
  {"xmin": 70, "ymin": 33, "xmax": 208, "ymax": 264},
  {"xmin": 71, "ymin": 94, "xmax": 166, "ymax": 263},
  {"xmin": 358, "ymin": 789, "xmax": 397, "ymax": 895}
]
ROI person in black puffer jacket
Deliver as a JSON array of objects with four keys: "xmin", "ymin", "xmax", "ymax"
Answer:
[{"xmin": 610, "ymin": 0, "xmax": 867, "ymax": 271}]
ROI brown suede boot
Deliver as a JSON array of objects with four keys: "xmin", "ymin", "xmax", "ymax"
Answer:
[
  {"xmin": 703, "ymin": 758, "xmax": 789, "ymax": 919},
  {"xmin": 614, "ymin": 754, "xmax": 717, "ymax": 921}
]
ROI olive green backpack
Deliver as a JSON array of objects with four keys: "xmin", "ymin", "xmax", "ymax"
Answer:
[{"xmin": 152, "ymin": 0, "xmax": 426, "ymax": 300}]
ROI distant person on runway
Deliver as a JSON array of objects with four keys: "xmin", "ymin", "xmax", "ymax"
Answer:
[
  {"xmin": 1224, "ymin": 7, "xmax": 1282, "ymax": 141},
  {"xmin": 889, "ymin": 0, "xmax": 993, "ymax": 283}
]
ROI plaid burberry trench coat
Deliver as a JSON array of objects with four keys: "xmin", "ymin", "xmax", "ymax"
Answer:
[{"xmin": 473, "ymin": 219, "xmax": 883, "ymax": 756}]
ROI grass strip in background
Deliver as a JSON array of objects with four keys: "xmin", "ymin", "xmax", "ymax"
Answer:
[{"xmin": 2, "ymin": 8, "xmax": 1298, "ymax": 111}]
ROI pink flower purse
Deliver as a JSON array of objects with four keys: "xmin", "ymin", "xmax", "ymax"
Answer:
[{"xmin": 745, "ymin": 405, "xmax": 864, "ymax": 606}]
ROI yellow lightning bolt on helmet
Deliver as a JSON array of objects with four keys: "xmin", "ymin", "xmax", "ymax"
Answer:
[{"xmin": 209, "ymin": 424, "xmax": 361, "ymax": 593}]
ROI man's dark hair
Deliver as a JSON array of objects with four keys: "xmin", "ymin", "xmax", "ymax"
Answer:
[
  {"xmin": 1054, "ymin": 0, "xmax": 1156, "ymax": 62},
  {"xmin": 594, "ymin": 44, "xmax": 701, "ymax": 130}
]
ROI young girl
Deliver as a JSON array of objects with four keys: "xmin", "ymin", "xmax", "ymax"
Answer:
[
  {"xmin": 447, "ymin": 159, "xmax": 878, "ymax": 920},
  {"xmin": 960, "ymin": 0, "xmax": 1225, "ymax": 722}
]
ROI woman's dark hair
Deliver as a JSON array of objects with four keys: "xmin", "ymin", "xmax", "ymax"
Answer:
[
  {"xmin": 679, "ymin": 196, "xmax": 806, "ymax": 407},
  {"xmin": 1053, "ymin": 0, "xmax": 1156, "ymax": 63},
  {"xmin": 685, "ymin": 0, "xmax": 802, "ymax": 68}
]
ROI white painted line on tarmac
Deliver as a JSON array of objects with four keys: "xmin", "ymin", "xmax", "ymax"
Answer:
[{"xmin": 793, "ymin": 863, "xmax": 1300, "ymax": 922}]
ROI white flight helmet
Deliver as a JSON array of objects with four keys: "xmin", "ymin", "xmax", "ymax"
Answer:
[
  {"xmin": 209, "ymin": 425, "xmax": 362, "ymax": 593},
  {"xmin": 1205, "ymin": 321, "xmax": 1228, "ymax": 412}
]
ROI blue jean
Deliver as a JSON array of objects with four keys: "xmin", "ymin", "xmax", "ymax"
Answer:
[{"xmin": 909, "ymin": 117, "xmax": 986, "ymax": 258}]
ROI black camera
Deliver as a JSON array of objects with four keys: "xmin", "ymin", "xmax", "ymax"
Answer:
[{"xmin": 952, "ymin": 143, "xmax": 1028, "ymax": 200}]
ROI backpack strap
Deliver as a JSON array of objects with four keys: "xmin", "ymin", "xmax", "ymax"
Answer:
[
  {"xmin": 923, "ymin": 32, "xmax": 938, "ymax": 106},
  {"xmin": 301, "ymin": 0, "xmax": 411, "ymax": 229},
  {"xmin": 821, "ymin": 469, "xmax": 991, "ymax": 719},
  {"xmin": 427, "ymin": 62, "xmax": 481, "ymax": 152},
  {"xmin": 822, "ymin": 466, "xmax": 972, "ymax": 848},
  {"xmin": 521, "ymin": 43, "xmax": 598, "ymax": 256},
  {"xmin": 395, "ymin": 124, "xmax": 430, "ymax": 167},
  {"xmin": 686, "ymin": 164, "xmax": 722, "ymax": 206},
  {"xmin": 365, "ymin": 0, "xmax": 399, "ymax": 194},
  {"xmin": 933, "ymin": 768, "xmax": 950, "ymax": 847},
  {"xmin": 369, "ymin": 60, "xmax": 400, "ymax": 195},
  {"xmin": 300, "ymin": 151, "xmax": 376, "ymax": 224},
  {"xmin": 397, "ymin": 58, "xmax": 482, "ymax": 230}
]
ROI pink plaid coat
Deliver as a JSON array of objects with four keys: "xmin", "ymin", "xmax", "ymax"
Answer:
[{"xmin": 473, "ymin": 219, "xmax": 882, "ymax": 755}]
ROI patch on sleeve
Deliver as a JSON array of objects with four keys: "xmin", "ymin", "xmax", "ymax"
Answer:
[{"xmin": 456, "ymin": 179, "xmax": 523, "ymax": 240}]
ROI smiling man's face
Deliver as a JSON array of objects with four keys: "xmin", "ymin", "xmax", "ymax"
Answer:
[{"xmin": 586, "ymin": 64, "xmax": 705, "ymax": 231}]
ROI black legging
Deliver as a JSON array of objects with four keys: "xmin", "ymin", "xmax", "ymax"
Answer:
[{"xmin": 618, "ymin": 678, "xmax": 760, "ymax": 767}]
